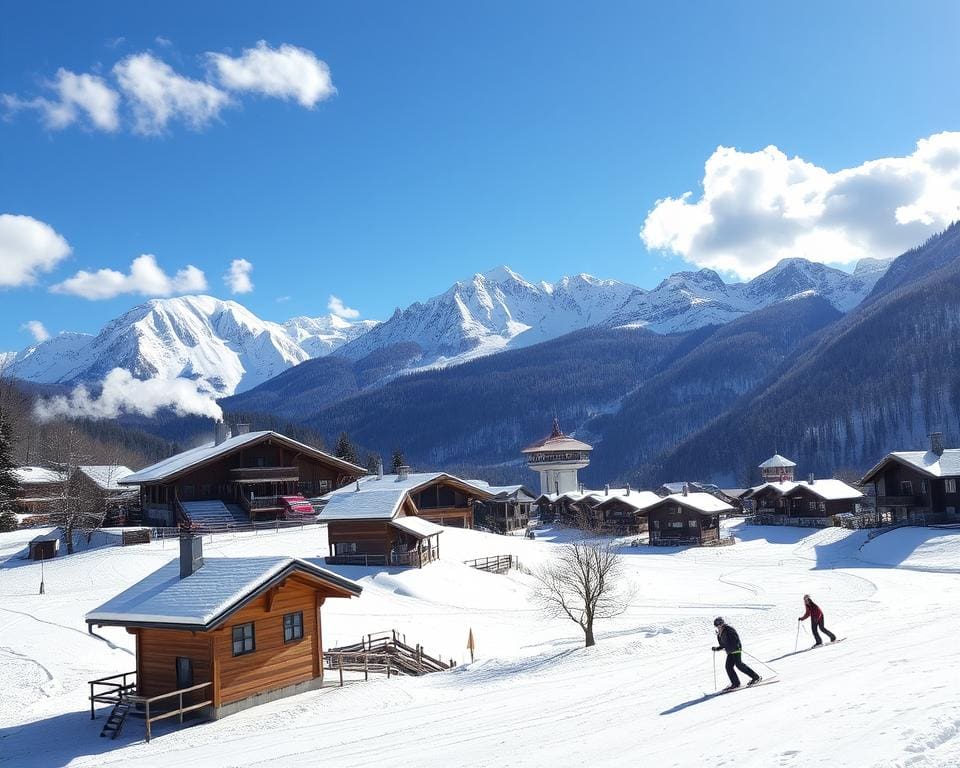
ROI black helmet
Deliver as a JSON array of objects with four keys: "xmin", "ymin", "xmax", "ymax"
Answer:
[{"xmin": 713, "ymin": 616, "xmax": 724, "ymax": 627}]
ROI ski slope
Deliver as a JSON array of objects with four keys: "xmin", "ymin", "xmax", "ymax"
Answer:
[{"xmin": 1, "ymin": 522, "xmax": 959, "ymax": 767}]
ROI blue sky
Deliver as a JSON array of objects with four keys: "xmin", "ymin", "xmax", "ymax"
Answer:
[{"xmin": 2, "ymin": 0, "xmax": 959, "ymax": 351}]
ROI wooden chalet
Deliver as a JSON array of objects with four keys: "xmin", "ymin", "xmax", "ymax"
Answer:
[
  {"xmin": 121, "ymin": 425, "xmax": 366, "ymax": 528},
  {"xmin": 646, "ymin": 492, "xmax": 734, "ymax": 546},
  {"xmin": 592, "ymin": 490, "xmax": 661, "ymax": 535},
  {"xmin": 481, "ymin": 484, "xmax": 536, "ymax": 533},
  {"xmin": 86, "ymin": 535, "xmax": 361, "ymax": 740},
  {"xmin": 742, "ymin": 477, "xmax": 862, "ymax": 527},
  {"xmin": 861, "ymin": 432, "xmax": 960, "ymax": 525},
  {"xmin": 13, "ymin": 466, "xmax": 66, "ymax": 515},
  {"xmin": 75, "ymin": 465, "xmax": 138, "ymax": 526}
]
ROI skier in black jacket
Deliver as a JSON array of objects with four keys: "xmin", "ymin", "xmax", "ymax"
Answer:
[{"xmin": 712, "ymin": 616, "xmax": 761, "ymax": 691}]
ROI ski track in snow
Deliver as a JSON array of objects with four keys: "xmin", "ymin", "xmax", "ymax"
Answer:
[{"xmin": 1, "ymin": 523, "xmax": 959, "ymax": 767}]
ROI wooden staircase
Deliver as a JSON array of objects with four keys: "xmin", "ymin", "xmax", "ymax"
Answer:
[
  {"xmin": 100, "ymin": 698, "xmax": 132, "ymax": 739},
  {"xmin": 326, "ymin": 630, "xmax": 456, "ymax": 676}
]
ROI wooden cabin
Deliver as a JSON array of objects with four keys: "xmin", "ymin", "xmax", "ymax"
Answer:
[
  {"xmin": 479, "ymin": 485, "xmax": 536, "ymax": 533},
  {"xmin": 861, "ymin": 433, "xmax": 960, "ymax": 525},
  {"xmin": 320, "ymin": 487, "xmax": 444, "ymax": 567},
  {"xmin": 742, "ymin": 477, "xmax": 862, "ymax": 527},
  {"xmin": 29, "ymin": 533, "xmax": 59, "ymax": 560},
  {"xmin": 592, "ymin": 491, "xmax": 661, "ymax": 535},
  {"xmin": 121, "ymin": 426, "xmax": 366, "ymax": 527},
  {"xmin": 14, "ymin": 466, "xmax": 67, "ymax": 515},
  {"xmin": 646, "ymin": 492, "xmax": 734, "ymax": 546},
  {"xmin": 86, "ymin": 535, "xmax": 361, "ymax": 738}
]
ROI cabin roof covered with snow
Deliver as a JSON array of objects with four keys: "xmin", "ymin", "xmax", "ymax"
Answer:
[
  {"xmin": 77, "ymin": 465, "xmax": 135, "ymax": 491},
  {"xmin": 317, "ymin": 488, "xmax": 411, "ymax": 520},
  {"xmin": 14, "ymin": 466, "xmax": 66, "ymax": 485},
  {"xmin": 389, "ymin": 516, "xmax": 444, "ymax": 539},
  {"xmin": 486, "ymin": 484, "xmax": 536, "ymax": 500},
  {"xmin": 321, "ymin": 471, "xmax": 493, "ymax": 500},
  {"xmin": 654, "ymin": 492, "xmax": 735, "ymax": 514},
  {"xmin": 85, "ymin": 556, "xmax": 361, "ymax": 630},
  {"xmin": 745, "ymin": 478, "xmax": 863, "ymax": 501},
  {"xmin": 121, "ymin": 430, "xmax": 366, "ymax": 485},
  {"xmin": 862, "ymin": 449, "xmax": 960, "ymax": 481},
  {"xmin": 759, "ymin": 454, "xmax": 797, "ymax": 469},
  {"xmin": 593, "ymin": 490, "xmax": 663, "ymax": 511}
]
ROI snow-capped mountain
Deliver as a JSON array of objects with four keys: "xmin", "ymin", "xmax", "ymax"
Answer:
[
  {"xmin": 5, "ymin": 296, "xmax": 378, "ymax": 397},
  {"xmin": 283, "ymin": 315, "xmax": 380, "ymax": 357},
  {"xmin": 6, "ymin": 257, "xmax": 892, "ymax": 399},
  {"xmin": 608, "ymin": 257, "xmax": 891, "ymax": 332},
  {"xmin": 333, "ymin": 267, "xmax": 638, "ymax": 369}
]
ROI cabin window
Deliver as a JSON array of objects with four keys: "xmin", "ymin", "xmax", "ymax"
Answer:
[
  {"xmin": 653, "ymin": 520, "xmax": 659, "ymax": 530},
  {"xmin": 334, "ymin": 542, "xmax": 358, "ymax": 555},
  {"xmin": 688, "ymin": 519, "xmax": 698, "ymax": 528},
  {"xmin": 232, "ymin": 622, "xmax": 256, "ymax": 656},
  {"xmin": 920, "ymin": 480, "xmax": 927, "ymax": 494},
  {"xmin": 256, "ymin": 457, "xmax": 266, "ymax": 467},
  {"xmin": 284, "ymin": 611, "xmax": 304, "ymax": 643},
  {"xmin": 947, "ymin": 479, "xmax": 957, "ymax": 494},
  {"xmin": 669, "ymin": 521, "xmax": 683, "ymax": 529},
  {"xmin": 900, "ymin": 481, "xmax": 913, "ymax": 495},
  {"xmin": 808, "ymin": 501, "xmax": 818, "ymax": 512},
  {"xmin": 819, "ymin": 502, "xmax": 826, "ymax": 512}
]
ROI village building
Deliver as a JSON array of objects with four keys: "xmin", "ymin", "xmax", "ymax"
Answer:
[
  {"xmin": 656, "ymin": 481, "xmax": 744, "ymax": 509},
  {"xmin": 522, "ymin": 418, "xmax": 592, "ymax": 496},
  {"xmin": 592, "ymin": 489, "xmax": 661, "ymax": 535},
  {"xmin": 317, "ymin": 468, "xmax": 491, "ymax": 565},
  {"xmin": 75, "ymin": 465, "xmax": 138, "ymax": 526},
  {"xmin": 861, "ymin": 432, "xmax": 960, "ymax": 525},
  {"xmin": 85, "ymin": 534, "xmax": 361, "ymax": 740},
  {"xmin": 758, "ymin": 453, "xmax": 797, "ymax": 484},
  {"xmin": 646, "ymin": 491, "xmax": 734, "ymax": 546},
  {"xmin": 479, "ymin": 484, "xmax": 536, "ymax": 533},
  {"xmin": 742, "ymin": 477, "xmax": 863, "ymax": 526},
  {"xmin": 121, "ymin": 425, "xmax": 366, "ymax": 528},
  {"xmin": 13, "ymin": 466, "xmax": 67, "ymax": 517}
]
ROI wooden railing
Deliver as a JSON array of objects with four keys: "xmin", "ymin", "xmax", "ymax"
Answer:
[
  {"xmin": 463, "ymin": 554, "xmax": 517, "ymax": 574},
  {"xmin": 325, "ymin": 553, "xmax": 388, "ymax": 566},
  {"xmin": 139, "ymin": 682, "xmax": 213, "ymax": 742},
  {"xmin": 325, "ymin": 629, "xmax": 456, "ymax": 680},
  {"xmin": 229, "ymin": 466, "xmax": 299, "ymax": 482},
  {"xmin": 88, "ymin": 671, "xmax": 213, "ymax": 742}
]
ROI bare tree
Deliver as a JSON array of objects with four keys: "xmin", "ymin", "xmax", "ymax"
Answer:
[
  {"xmin": 532, "ymin": 540, "xmax": 633, "ymax": 647},
  {"xmin": 48, "ymin": 424, "xmax": 109, "ymax": 554}
]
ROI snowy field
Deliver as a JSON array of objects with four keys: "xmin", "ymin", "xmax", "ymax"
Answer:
[{"xmin": 2, "ymin": 521, "xmax": 960, "ymax": 768}]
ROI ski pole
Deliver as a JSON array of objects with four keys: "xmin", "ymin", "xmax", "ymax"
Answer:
[
  {"xmin": 743, "ymin": 650, "xmax": 778, "ymax": 678},
  {"xmin": 713, "ymin": 650, "xmax": 717, "ymax": 691},
  {"xmin": 794, "ymin": 620, "xmax": 801, "ymax": 652}
]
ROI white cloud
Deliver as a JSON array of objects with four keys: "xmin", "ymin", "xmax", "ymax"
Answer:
[
  {"xmin": 51, "ymin": 254, "xmax": 207, "ymax": 300},
  {"xmin": 224, "ymin": 258, "xmax": 254, "ymax": 294},
  {"xmin": 641, "ymin": 131, "xmax": 960, "ymax": 278},
  {"xmin": 2, "ymin": 69, "xmax": 120, "ymax": 131},
  {"xmin": 21, "ymin": 320, "xmax": 50, "ymax": 343},
  {"xmin": 113, "ymin": 52, "xmax": 231, "ymax": 134},
  {"xmin": 209, "ymin": 41, "xmax": 335, "ymax": 108},
  {"xmin": 155, "ymin": 35, "xmax": 173, "ymax": 48},
  {"xmin": 34, "ymin": 368, "xmax": 223, "ymax": 421},
  {"xmin": 327, "ymin": 294, "xmax": 360, "ymax": 319},
  {"xmin": 0, "ymin": 213, "xmax": 72, "ymax": 287}
]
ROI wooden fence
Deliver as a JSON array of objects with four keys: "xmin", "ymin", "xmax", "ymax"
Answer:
[{"xmin": 463, "ymin": 554, "xmax": 518, "ymax": 574}]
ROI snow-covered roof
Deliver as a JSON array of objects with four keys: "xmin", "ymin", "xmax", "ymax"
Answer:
[
  {"xmin": 78, "ymin": 465, "xmax": 135, "ymax": 491},
  {"xmin": 390, "ymin": 516, "xmax": 444, "ymax": 539},
  {"xmin": 122, "ymin": 430, "xmax": 365, "ymax": 484},
  {"xmin": 759, "ymin": 454, "xmax": 797, "ymax": 469},
  {"xmin": 85, "ymin": 556, "xmax": 361, "ymax": 629},
  {"xmin": 318, "ymin": 488, "xmax": 410, "ymax": 521},
  {"xmin": 864, "ymin": 450, "xmax": 960, "ymax": 480},
  {"xmin": 593, "ymin": 490, "xmax": 663, "ymax": 511},
  {"xmin": 487, "ymin": 484, "xmax": 536, "ymax": 500},
  {"xmin": 322, "ymin": 471, "xmax": 492, "ymax": 499},
  {"xmin": 521, "ymin": 434, "xmax": 593, "ymax": 453},
  {"xmin": 655, "ymin": 492, "xmax": 735, "ymax": 514},
  {"xmin": 746, "ymin": 479, "xmax": 863, "ymax": 501},
  {"xmin": 14, "ymin": 466, "xmax": 66, "ymax": 485}
]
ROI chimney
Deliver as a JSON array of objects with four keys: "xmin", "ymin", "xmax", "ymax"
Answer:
[
  {"xmin": 234, "ymin": 423, "xmax": 250, "ymax": 435},
  {"xmin": 214, "ymin": 420, "xmax": 229, "ymax": 446},
  {"xmin": 625, "ymin": 483, "xmax": 631, "ymax": 496},
  {"xmin": 179, "ymin": 533, "xmax": 203, "ymax": 580},
  {"xmin": 682, "ymin": 483, "xmax": 689, "ymax": 497},
  {"xmin": 377, "ymin": 459, "xmax": 384, "ymax": 480},
  {"xmin": 930, "ymin": 431, "xmax": 945, "ymax": 456},
  {"xmin": 397, "ymin": 465, "xmax": 409, "ymax": 482},
  {"xmin": 604, "ymin": 484, "xmax": 609, "ymax": 496},
  {"xmin": 355, "ymin": 479, "xmax": 360, "ymax": 491},
  {"xmin": 808, "ymin": 473, "xmax": 815, "ymax": 485}
]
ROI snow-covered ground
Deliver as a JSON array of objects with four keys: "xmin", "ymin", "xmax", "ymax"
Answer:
[{"xmin": 2, "ymin": 521, "xmax": 959, "ymax": 767}]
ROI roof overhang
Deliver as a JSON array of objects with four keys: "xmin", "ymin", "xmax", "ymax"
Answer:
[
  {"xmin": 85, "ymin": 560, "xmax": 361, "ymax": 632},
  {"xmin": 861, "ymin": 454, "xmax": 938, "ymax": 484}
]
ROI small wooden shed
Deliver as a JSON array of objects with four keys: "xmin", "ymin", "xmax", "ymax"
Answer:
[{"xmin": 29, "ymin": 534, "xmax": 60, "ymax": 561}]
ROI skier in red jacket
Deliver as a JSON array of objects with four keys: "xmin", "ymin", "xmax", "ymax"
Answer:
[{"xmin": 798, "ymin": 594, "xmax": 836, "ymax": 646}]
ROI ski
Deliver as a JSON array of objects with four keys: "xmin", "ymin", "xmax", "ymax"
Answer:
[
  {"xmin": 719, "ymin": 679, "xmax": 780, "ymax": 694},
  {"xmin": 809, "ymin": 637, "xmax": 846, "ymax": 650}
]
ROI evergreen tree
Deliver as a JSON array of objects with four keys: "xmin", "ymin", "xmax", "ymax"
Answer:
[
  {"xmin": 0, "ymin": 415, "xmax": 20, "ymax": 532},
  {"xmin": 392, "ymin": 447, "xmax": 406, "ymax": 472},
  {"xmin": 364, "ymin": 452, "xmax": 382, "ymax": 474},
  {"xmin": 334, "ymin": 432, "xmax": 358, "ymax": 465}
]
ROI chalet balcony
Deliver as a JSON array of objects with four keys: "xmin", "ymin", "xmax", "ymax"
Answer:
[
  {"xmin": 229, "ymin": 466, "xmax": 300, "ymax": 483},
  {"xmin": 877, "ymin": 495, "xmax": 921, "ymax": 507}
]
